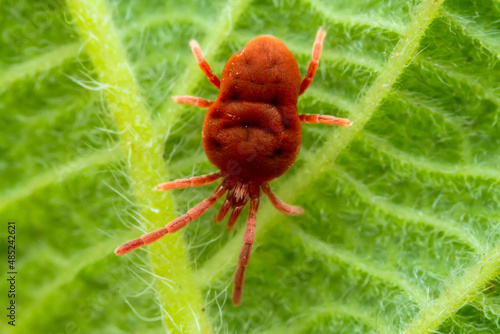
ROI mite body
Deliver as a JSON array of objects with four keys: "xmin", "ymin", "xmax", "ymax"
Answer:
[
  {"xmin": 204, "ymin": 35, "xmax": 302, "ymax": 182},
  {"xmin": 115, "ymin": 28, "xmax": 352, "ymax": 305}
]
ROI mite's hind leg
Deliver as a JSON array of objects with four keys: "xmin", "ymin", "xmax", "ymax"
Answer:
[
  {"xmin": 155, "ymin": 171, "xmax": 225, "ymax": 191},
  {"xmin": 262, "ymin": 182, "xmax": 304, "ymax": 215},
  {"xmin": 172, "ymin": 96, "xmax": 213, "ymax": 109},
  {"xmin": 190, "ymin": 40, "xmax": 221, "ymax": 89},
  {"xmin": 115, "ymin": 182, "xmax": 227, "ymax": 256},
  {"xmin": 299, "ymin": 26, "xmax": 326, "ymax": 95},
  {"xmin": 299, "ymin": 114, "xmax": 352, "ymax": 127},
  {"xmin": 233, "ymin": 186, "xmax": 260, "ymax": 305}
]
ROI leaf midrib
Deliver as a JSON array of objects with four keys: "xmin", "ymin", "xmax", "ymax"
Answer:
[{"xmin": 65, "ymin": 0, "xmax": 214, "ymax": 332}]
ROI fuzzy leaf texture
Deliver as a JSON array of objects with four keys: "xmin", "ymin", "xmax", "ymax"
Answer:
[{"xmin": 1, "ymin": 0, "xmax": 500, "ymax": 333}]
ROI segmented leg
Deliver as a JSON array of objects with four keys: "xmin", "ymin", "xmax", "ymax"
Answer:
[
  {"xmin": 262, "ymin": 182, "xmax": 304, "ymax": 215},
  {"xmin": 172, "ymin": 96, "xmax": 213, "ymax": 109},
  {"xmin": 299, "ymin": 114, "xmax": 352, "ymax": 127},
  {"xmin": 214, "ymin": 198, "xmax": 231, "ymax": 223},
  {"xmin": 233, "ymin": 187, "xmax": 260, "ymax": 305},
  {"xmin": 155, "ymin": 171, "xmax": 224, "ymax": 191},
  {"xmin": 227, "ymin": 205, "xmax": 244, "ymax": 231},
  {"xmin": 299, "ymin": 26, "xmax": 326, "ymax": 95},
  {"xmin": 115, "ymin": 183, "xmax": 227, "ymax": 256},
  {"xmin": 190, "ymin": 40, "xmax": 221, "ymax": 89}
]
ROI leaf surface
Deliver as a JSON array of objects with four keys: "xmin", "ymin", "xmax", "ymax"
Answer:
[{"xmin": 1, "ymin": 0, "xmax": 500, "ymax": 333}]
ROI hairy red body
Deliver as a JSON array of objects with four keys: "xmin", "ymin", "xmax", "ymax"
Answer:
[
  {"xmin": 204, "ymin": 36, "xmax": 302, "ymax": 183},
  {"xmin": 115, "ymin": 28, "xmax": 352, "ymax": 306}
]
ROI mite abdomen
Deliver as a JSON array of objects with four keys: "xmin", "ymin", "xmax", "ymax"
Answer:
[{"xmin": 203, "ymin": 101, "xmax": 301, "ymax": 182}]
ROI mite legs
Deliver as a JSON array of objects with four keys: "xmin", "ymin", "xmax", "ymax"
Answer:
[
  {"xmin": 190, "ymin": 40, "xmax": 221, "ymax": 89},
  {"xmin": 299, "ymin": 26, "xmax": 326, "ymax": 95},
  {"xmin": 227, "ymin": 205, "xmax": 244, "ymax": 231},
  {"xmin": 213, "ymin": 198, "xmax": 245, "ymax": 230},
  {"xmin": 233, "ymin": 186, "xmax": 260, "ymax": 305},
  {"xmin": 299, "ymin": 27, "xmax": 353, "ymax": 127},
  {"xmin": 172, "ymin": 41, "xmax": 218, "ymax": 109},
  {"xmin": 299, "ymin": 113, "xmax": 352, "ymax": 127},
  {"xmin": 262, "ymin": 182, "xmax": 304, "ymax": 215},
  {"xmin": 172, "ymin": 96, "xmax": 213, "ymax": 109},
  {"xmin": 155, "ymin": 171, "xmax": 224, "ymax": 191},
  {"xmin": 214, "ymin": 198, "xmax": 231, "ymax": 223},
  {"xmin": 115, "ymin": 178, "xmax": 227, "ymax": 256}
]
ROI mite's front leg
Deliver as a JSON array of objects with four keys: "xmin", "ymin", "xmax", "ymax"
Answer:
[
  {"xmin": 190, "ymin": 40, "xmax": 221, "ymax": 89},
  {"xmin": 299, "ymin": 27, "xmax": 326, "ymax": 95}
]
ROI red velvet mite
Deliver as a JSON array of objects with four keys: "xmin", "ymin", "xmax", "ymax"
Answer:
[{"xmin": 115, "ymin": 27, "xmax": 352, "ymax": 305}]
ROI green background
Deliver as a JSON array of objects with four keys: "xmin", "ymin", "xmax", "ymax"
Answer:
[{"xmin": 1, "ymin": 0, "xmax": 500, "ymax": 333}]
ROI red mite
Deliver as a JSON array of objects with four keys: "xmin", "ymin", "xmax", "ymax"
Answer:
[{"xmin": 115, "ymin": 27, "xmax": 352, "ymax": 305}]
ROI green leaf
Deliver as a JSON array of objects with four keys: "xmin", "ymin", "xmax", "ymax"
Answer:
[{"xmin": 1, "ymin": 0, "xmax": 500, "ymax": 333}]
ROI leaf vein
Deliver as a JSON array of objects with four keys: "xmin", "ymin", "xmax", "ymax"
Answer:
[
  {"xmin": 363, "ymin": 132, "xmax": 500, "ymax": 182},
  {"xmin": 258, "ymin": 302, "xmax": 388, "ymax": 334},
  {"xmin": 335, "ymin": 167, "xmax": 482, "ymax": 252},
  {"xmin": 402, "ymin": 243, "xmax": 500, "ymax": 333},
  {"xmin": 294, "ymin": 225, "xmax": 429, "ymax": 306},
  {"xmin": 304, "ymin": 0, "xmax": 406, "ymax": 34},
  {"xmin": 0, "ymin": 147, "xmax": 120, "ymax": 212},
  {"xmin": 441, "ymin": 9, "xmax": 500, "ymax": 60},
  {"xmin": 65, "ymin": 0, "xmax": 214, "ymax": 332}
]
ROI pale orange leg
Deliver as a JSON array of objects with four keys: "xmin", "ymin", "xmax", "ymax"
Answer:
[
  {"xmin": 155, "ymin": 171, "xmax": 224, "ymax": 191},
  {"xmin": 233, "ymin": 187, "xmax": 260, "ymax": 305},
  {"xmin": 214, "ymin": 198, "xmax": 231, "ymax": 223},
  {"xmin": 299, "ymin": 26, "xmax": 326, "ymax": 95},
  {"xmin": 299, "ymin": 114, "xmax": 352, "ymax": 127},
  {"xmin": 261, "ymin": 182, "xmax": 305, "ymax": 215},
  {"xmin": 190, "ymin": 40, "xmax": 221, "ymax": 89},
  {"xmin": 115, "ymin": 183, "xmax": 227, "ymax": 256},
  {"xmin": 227, "ymin": 205, "xmax": 244, "ymax": 231},
  {"xmin": 172, "ymin": 96, "xmax": 213, "ymax": 109}
]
